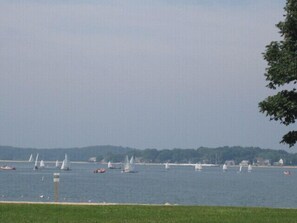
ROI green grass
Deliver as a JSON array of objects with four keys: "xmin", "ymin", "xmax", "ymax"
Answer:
[{"xmin": 1, "ymin": 203, "xmax": 297, "ymax": 223}]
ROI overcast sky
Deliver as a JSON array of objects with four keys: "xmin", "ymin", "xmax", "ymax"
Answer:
[{"xmin": 1, "ymin": 0, "xmax": 295, "ymax": 151}]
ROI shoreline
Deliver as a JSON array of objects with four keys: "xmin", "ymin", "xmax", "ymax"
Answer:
[
  {"xmin": 1, "ymin": 160, "xmax": 297, "ymax": 168},
  {"xmin": 0, "ymin": 200, "xmax": 173, "ymax": 206}
]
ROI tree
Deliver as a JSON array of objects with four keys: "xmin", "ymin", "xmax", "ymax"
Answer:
[{"xmin": 259, "ymin": 0, "xmax": 297, "ymax": 147}]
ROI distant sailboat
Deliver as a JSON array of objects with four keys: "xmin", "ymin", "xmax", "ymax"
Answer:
[
  {"xmin": 248, "ymin": 164, "xmax": 252, "ymax": 172},
  {"xmin": 165, "ymin": 163, "xmax": 170, "ymax": 170},
  {"xmin": 107, "ymin": 161, "xmax": 118, "ymax": 169},
  {"xmin": 39, "ymin": 160, "xmax": 45, "ymax": 168},
  {"xmin": 28, "ymin": 154, "xmax": 34, "ymax": 162},
  {"xmin": 122, "ymin": 155, "xmax": 136, "ymax": 173},
  {"xmin": 107, "ymin": 161, "xmax": 120, "ymax": 169},
  {"xmin": 61, "ymin": 154, "xmax": 70, "ymax": 171},
  {"xmin": 129, "ymin": 156, "xmax": 135, "ymax": 171},
  {"xmin": 222, "ymin": 164, "xmax": 227, "ymax": 171},
  {"xmin": 239, "ymin": 165, "xmax": 242, "ymax": 172},
  {"xmin": 195, "ymin": 163, "xmax": 202, "ymax": 171},
  {"xmin": 34, "ymin": 154, "xmax": 39, "ymax": 170},
  {"xmin": 55, "ymin": 160, "xmax": 59, "ymax": 168}
]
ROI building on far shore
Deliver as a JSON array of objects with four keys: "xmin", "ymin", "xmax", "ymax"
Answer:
[
  {"xmin": 273, "ymin": 158, "xmax": 284, "ymax": 166},
  {"xmin": 255, "ymin": 158, "xmax": 271, "ymax": 166},
  {"xmin": 88, "ymin": 157, "xmax": 97, "ymax": 162},
  {"xmin": 225, "ymin": 160, "xmax": 235, "ymax": 166},
  {"xmin": 240, "ymin": 160, "xmax": 249, "ymax": 166}
]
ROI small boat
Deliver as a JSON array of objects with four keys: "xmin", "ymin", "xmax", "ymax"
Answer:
[
  {"xmin": 238, "ymin": 165, "xmax": 242, "ymax": 172},
  {"xmin": 248, "ymin": 164, "xmax": 252, "ymax": 172},
  {"xmin": 94, "ymin": 168, "xmax": 106, "ymax": 173},
  {"xmin": 61, "ymin": 154, "xmax": 70, "ymax": 171},
  {"xmin": 122, "ymin": 156, "xmax": 137, "ymax": 173},
  {"xmin": 107, "ymin": 161, "xmax": 118, "ymax": 169},
  {"xmin": 284, "ymin": 170, "xmax": 291, "ymax": 176},
  {"xmin": 222, "ymin": 164, "xmax": 227, "ymax": 171},
  {"xmin": 0, "ymin": 165, "xmax": 16, "ymax": 170},
  {"xmin": 195, "ymin": 163, "xmax": 202, "ymax": 171},
  {"xmin": 165, "ymin": 162, "xmax": 170, "ymax": 170},
  {"xmin": 28, "ymin": 154, "xmax": 34, "ymax": 162},
  {"xmin": 55, "ymin": 160, "xmax": 60, "ymax": 168},
  {"xmin": 40, "ymin": 160, "xmax": 45, "ymax": 168},
  {"xmin": 34, "ymin": 153, "xmax": 39, "ymax": 170}
]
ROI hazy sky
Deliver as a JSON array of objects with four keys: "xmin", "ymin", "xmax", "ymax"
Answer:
[{"xmin": 1, "ymin": 0, "xmax": 295, "ymax": 151}]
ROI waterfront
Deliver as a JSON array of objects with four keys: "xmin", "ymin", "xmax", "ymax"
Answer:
[{"xmin": 0, "ymin": 162, "xmax": 296, "ymax": 208}]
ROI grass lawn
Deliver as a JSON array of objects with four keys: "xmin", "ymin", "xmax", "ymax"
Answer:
[{"xmin": 1, "ymin": 203, "xmax": 297, "ymax": 223}]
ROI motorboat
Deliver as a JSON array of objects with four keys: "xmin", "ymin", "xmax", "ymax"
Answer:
[
  {"xmin": 0, "ymin": 165, "xmax": 16, "ymax": 170},
  {"xmin": 94, "ymin": 168, "xmax": 106, "ymax": 173}
]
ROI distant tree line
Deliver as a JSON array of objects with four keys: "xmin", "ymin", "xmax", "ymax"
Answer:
[
  {"xmin": 102, "ymin": 146, "xmax": 297, "ymax": 165},
  {"xmin": 1, "ymin": 145, "xmax": 297, "ymax": 165}
]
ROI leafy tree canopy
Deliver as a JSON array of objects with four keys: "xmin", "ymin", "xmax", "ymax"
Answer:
[{"xmin": 259, "ymin": 0, "xmax": 297, "ymax": 147}]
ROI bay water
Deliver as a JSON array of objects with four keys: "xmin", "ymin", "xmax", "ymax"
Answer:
[{"xmin": 0, "ymin": 162, "xmax": 296, "ymax": 208}]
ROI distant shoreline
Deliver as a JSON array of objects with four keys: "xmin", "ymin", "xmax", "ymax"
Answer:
[{"xmin": 1, "ymin": 160, "xmax": 297, "ymax": 168}]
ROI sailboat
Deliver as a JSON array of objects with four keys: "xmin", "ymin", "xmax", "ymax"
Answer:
[
  {"xmin": 222, "ymin": 164, "xmax": 227, "ymax": 171},
  {"xmin": 129, "ymin": 156, "xmax": 135, "ymax": 171},
  {"xmin": 107, "ymin": 161, "xmax": 120, "ymax": 169},
  {"xmin": 248, "ymin": 164, "xmax": 252, "ymax": 172},
  {"xmin": 107, "ymin": 161, "xmax": 113, "ymax": 169},
  {"xmin": 165, "ymin": 162, "xmax": 170, "ymax": 170},
  {"xmin": 39, "ymin": 160, "xmax": 45, "ymax": 169},
  {"xmin": 55, "ymin": 160, "xmax": 60, "ymax": 168},
  {"xmin": 33, "ymin": 154, "xmax": 39, "ymax": 170},
  {"xmin": 195, "ymin": 163, "xmax": 202, "ymax": 171},
  {"xmin": 238, "ymin": 165, "xmax": 242, "ymax": 172},
  {"xmin": 61, "ymin": 154, "xmax": 70, "ymax": 171},
  {"xmin": 122, "ymin": 155, "xmax": 136, "ymax": 173},
  {"xmin": 28, "ymin": 154, "xmax": 34, "ymax": 162}
]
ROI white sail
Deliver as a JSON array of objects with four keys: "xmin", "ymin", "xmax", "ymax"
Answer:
[
  {"xmin": 34, "ymin": 154, "xmax": 39, "ymax": 170},
  {"xmin": 129, "ymin": 156, "xmax": 135, "ymax": 172},
  {"xmin": 28, "ymin": 154, "xmax": 33, "ymax": 162},
  {"xmin": 122, "ymin": 155, "xmax": 136, "ymax": 173},
  {"xmin": 40, "ymin": 160, "xmax": 45, "ymax": 168},
  {"xmin": 195, "ymin": 163, "xmax": 202, "ymax": 171},
  {"xmin": 123, "ymin": 155, "xmax": 130, "ymax": 171},
  {"xmin": 55, "ymin": 160, "xmax": 59, "ymax": 168},
  {"xmin": 61, "ymin": 154, "xmax": 70, "ymax": 170},
  {"xmin": 248, "ymin": 164, "xmax": 252, "ymax": 172},
  {"xmin": 165, "ymin": 163, "xmax": 170, "ymax": 169},
  {"xmin": 222, "ymin": 164, "xmax": 227, "ymax": 171},
  {"xmin": 107, "ymin": 161, "xmax": 113, "ymax": 169},
  {"xmin": 239, "ymin": 165, "xmax": 242, "ymax": 172}
]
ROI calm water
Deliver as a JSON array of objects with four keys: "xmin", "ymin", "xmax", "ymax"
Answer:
[{"xmin": 0, "ymin": 162, "xmax": 296, "ymax": 208}]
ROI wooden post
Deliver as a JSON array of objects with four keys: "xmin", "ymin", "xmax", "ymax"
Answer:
[{"xmin": 53, "ymin": 173, "xmax": 60, "ymax": 202}]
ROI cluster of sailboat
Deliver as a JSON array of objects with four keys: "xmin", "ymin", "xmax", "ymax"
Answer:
[
  {"xmin": 27, "ymin": 153, "xmax": 255, "ymax": 174},
  {"xmin": 29, "ymin": 153, "xmax": 70, "ymax": 171},
  {"xmin": 165, "ymin": 162, "xmax": 253, "ymax": 172},
  {"xmin": 122, "ymin": 156, "xmax": 136, "ymax": 173}
]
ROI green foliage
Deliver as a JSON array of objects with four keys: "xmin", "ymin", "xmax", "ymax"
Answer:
[
  {"xmin": 259, "ymin": 0, "xmax": 297, "ymax": 147},
  {"xmin": 1, "ymin": 204, "xmax": 297, "ymax": 223},
  {"xmin": 0, "ymin": 145, "xmax": 132, "ymax": 161},
  {"xmin": 1, "ymin": 145, "xmax": 295, "ymax": 165}
]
